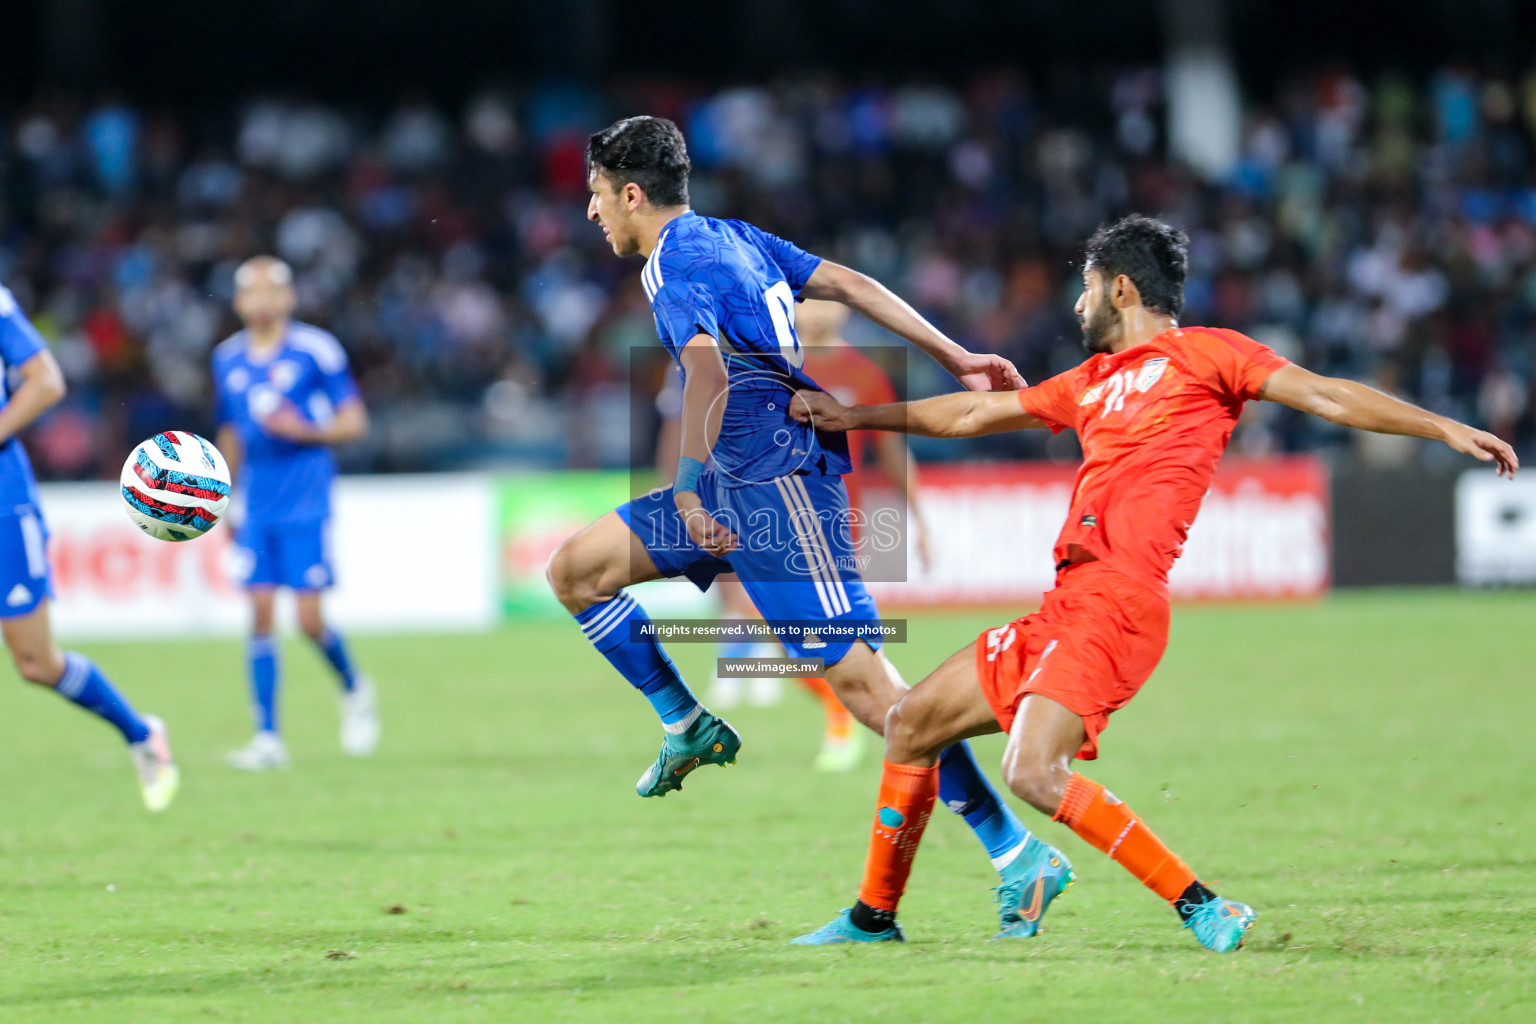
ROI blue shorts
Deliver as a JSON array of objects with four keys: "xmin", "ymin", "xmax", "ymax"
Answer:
[
  {"xmin": 235, "ymin": 518, "xmax": 334, "ymax": 591},
  {"xmin": 0, "ymin": 506, "xmax": 51, "ymax": 618},
  {"xmin": 619, "ymin": 471, "xmax": 883, "ymax": 666}
]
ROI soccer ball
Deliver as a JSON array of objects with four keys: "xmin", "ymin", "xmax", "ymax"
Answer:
[{"xmin": 120, "ymin": 432, "xmax": 232, "ymax": 542}]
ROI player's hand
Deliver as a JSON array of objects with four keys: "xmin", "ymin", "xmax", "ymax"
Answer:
[
  {"xmin": 947, "ymin": 351, "xmax": 1026, "ymax": 392},
  {"xmin": 1444, "ymin": 423, "xmax": 1520, "ymax": 478},
  {"xmin": 260, "ymin": 404, "xmax": 319, "ymax": 443},
  {"xmin": 790, "ymin": 389, "xmax": 857, "ymax": 432},
  {"xmin": 675, "ymin": 490, "xmax": 739, "ymax": 556}
]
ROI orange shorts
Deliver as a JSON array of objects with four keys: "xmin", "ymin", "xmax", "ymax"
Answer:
[{"xmin": 974, "ymin": 561, "xmax": 1170, "ymax": 760}]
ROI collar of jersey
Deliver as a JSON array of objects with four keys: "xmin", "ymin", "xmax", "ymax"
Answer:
[{"xmin": 239, "ymin": 328, "xmax": 291, "ymax": 366}]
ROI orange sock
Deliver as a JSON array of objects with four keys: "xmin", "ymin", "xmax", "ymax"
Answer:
[
  {"xmin": 799, "ymin": 676, "xmax": 852, "ymax": 742},
  {"xmin": 856, "ymin": 761, "xmax": 939, "ymax": 911},
  {"xmin": 1052, "ymin": 773, "xmax": 1197, "ymax": 903}
]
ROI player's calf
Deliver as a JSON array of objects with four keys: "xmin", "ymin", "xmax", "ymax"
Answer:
[{"xmin": 1052, "ymin": 772, "xmax": 1255, "ymax": 952}]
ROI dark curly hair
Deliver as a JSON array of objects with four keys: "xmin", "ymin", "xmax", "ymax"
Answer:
[
  {"xmin": 586, "ymin": 116, "xmax": 691, "ymax": 209},
  {"xmin": 1083, "ymin": 215, "xmax": 1188, "ymax": 318}
]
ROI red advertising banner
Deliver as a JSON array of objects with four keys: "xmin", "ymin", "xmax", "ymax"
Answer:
[{"xmin": 867, "ymin": 455, "xmax": 1329, "ymax": 607}]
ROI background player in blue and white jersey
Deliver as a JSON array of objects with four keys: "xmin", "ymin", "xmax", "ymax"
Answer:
[
  {"xmin": 0, "ymin": 283, "xmax": 178, "ymax": 811},
  {"xmin": 213, "ymin": 257, "xmax": 378, "ymax": 770},
  {"xmin": 548, "ymin": 117, "xmax": 1050, "ymax": 925}
]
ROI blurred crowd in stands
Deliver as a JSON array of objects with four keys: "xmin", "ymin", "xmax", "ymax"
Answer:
[{"xmin": 3, "ymin": 63, "xmax": 1536, "ymax": 477}]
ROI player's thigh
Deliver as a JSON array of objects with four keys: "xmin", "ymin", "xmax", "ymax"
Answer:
[
  {"xmin": 817, "ymin": 641, "xmax": 907, "ymax": 734},
  {"xmin": 234, "ymin": 520, "xmax": 278, "ymax": 590},
  {"xmin": 0, "ymin": 599, "xmax": 64, "ymax": 685},
  {"xmin": 884, "ymin": 640, "xmax": 1003, "ymax": 765},
  {"xmin": 546, "ymin": 509, "xmax": 666, "ymax": 611}
]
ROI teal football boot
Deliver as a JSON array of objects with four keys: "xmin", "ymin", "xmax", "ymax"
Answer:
[
  {"xmin": 789, "ymin": 908, "xmax": 905, "ymax": 945},
  {"xmin": 992, "ymin": 838, "xmax": 1075, "ymax": 939},
  {"xmin": 635, "ymin": 711, "xmax": 741, "ymax": 797},
  {"xmin": 1182, "ymin": 896, "xmax": 1256, "ymax": 952}
]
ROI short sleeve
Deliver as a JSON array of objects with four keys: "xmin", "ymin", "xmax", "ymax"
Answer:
[
  {"xmin": 1181, "ymin": 328, "xmax": 1290, "ymax": 402},
  {"xmin": 318, "ymin": 350, "xmax": 360, "ymax": 407},
  {"xmin": 651, "ymin": 281, "xmax": 720, "ymax": 359},
  {"xmin": 1015, "ymin": 369, "xmax": 1081, "ymax": 433},
  {"xmin": 0, "ymin": 286, "xmax": 46, "ymax": 367},
  {"xmin": 748, "ymin": 226, "xmax": 822, "ymax": 295}
]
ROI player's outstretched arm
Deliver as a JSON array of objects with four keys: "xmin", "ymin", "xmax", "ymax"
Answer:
[
  {"xmin": 0, "ymin": 350, "xmax": 66, "ymax": 443},
  {"xmin": 791, "ymin": 388, "xmax": 1050, "ymax": 439},
  {"xmin": 1259, "ymin": 364, "xmax": 1519, "ymax": 478},
  {"xmin": 801, "ymin": 261, "xmax": 1024, "ymax": 392}
]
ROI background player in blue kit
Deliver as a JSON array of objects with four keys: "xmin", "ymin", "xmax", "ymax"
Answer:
[
  {"xmin": 0, "ymin": 283, "xmax": 179, "ymax": 811},
  {"xmin": 548, "ymin": 117, "xmax": 1057, "ymax": 933},
  {"xmin": 214, "ymin": 257, "xmax": 378, "ymax": 770}
]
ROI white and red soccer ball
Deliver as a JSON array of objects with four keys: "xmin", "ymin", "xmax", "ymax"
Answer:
[{"xmin": 120, "ymin": 432, "xmax": 232, "ymax": 541}]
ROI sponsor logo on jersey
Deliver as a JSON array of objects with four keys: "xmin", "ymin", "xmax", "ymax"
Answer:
[
  {"xmin": 1135, "ymin": 357, "xmax": 1169, "ymax": 392},
  {"xmin": 6, "ymin": 583, "xmax": 32, "ymax": 606},
  {"xmin": 271, "ymin": 361, "xmax": 301, "ymax": 392},
  {"xmin": 227, "ymin": 367, "xmax": 250, "ymax": 392},
  {"xmin": 1079, "ymin": 382, "xmax": 1106, "ymax": 406}
]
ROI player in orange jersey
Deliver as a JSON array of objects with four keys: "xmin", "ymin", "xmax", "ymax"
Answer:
[
  {"xmin": 797, "ymin": 300, "xmax": 930, "ymax": 771},
  {"xmin": 787, "ymin": 215, "xmax": 1518, "ymax": 951}
]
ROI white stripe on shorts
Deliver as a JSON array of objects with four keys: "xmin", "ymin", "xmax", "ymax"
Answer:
[
  {"xmin": 773, "ymin": 475, "xmax": 849, "ymax": 617},
  {"xmin": 790, "ymin": 475, "xmax": 851, "ymax": 615},
  {"xmin": 19, "ymin": 512, "xmax": 46, "ymax": 580}
]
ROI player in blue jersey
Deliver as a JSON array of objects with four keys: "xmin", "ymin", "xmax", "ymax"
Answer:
[
  {"xmin": 213, "ymin": 256, "xmax": 378, "ymax": 770},
  {"xmin": 548, "ymin": 116, "xmax": 1051, "ymax": 928},
  {"xmin": 0, "ymin": 283, "xmax": 178, "ymax": 811}
]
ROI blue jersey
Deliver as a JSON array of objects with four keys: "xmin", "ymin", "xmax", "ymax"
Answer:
[
  {"xmin": 0, "ymin": 285, "xmax": 47, "ymax": 512},
  {"xmin": 642, "ymin": 212, "xmax": 851, "ymax": 484},
  {"xmin": 212, "ymin": 322, "xmax": 360, "ymax": 525}
]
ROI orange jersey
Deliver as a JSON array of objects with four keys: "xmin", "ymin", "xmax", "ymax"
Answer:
[
  {"xmin": 1016, "ymin": 327, "xmax": 1289, "ymax": 594},
  {"xmin": 804, "ymin": 343, "xmax": 899, "ymax": 507}
]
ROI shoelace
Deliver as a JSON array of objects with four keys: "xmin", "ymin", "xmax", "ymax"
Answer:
[{"xmin": 1182, "ymin": 901, "xmax": 1244, "ymax": 943}]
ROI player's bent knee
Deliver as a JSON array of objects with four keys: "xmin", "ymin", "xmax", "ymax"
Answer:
[
  {"xmin": 1001, "ymin": 754, "xmax": 1068, "ymax": 816},
  {"xmin": 545, "ymin": 540, "xmax": 598, "ymax": 610},
  {"xmin": 14, "ymin": 649, "xmax": 63, "ymax": 687},
  {"xmin": 296, "ymin": 604, "xmax": 325, "ymax": 639},
  {"xmin": 883, "ymin": 698, "xmax": 938, "ymax": 763}
]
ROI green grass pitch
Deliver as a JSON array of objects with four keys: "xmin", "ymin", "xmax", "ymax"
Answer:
[{"xmin": 1, "ymin": 590, "xmax": 1533, "ymax": 1022}]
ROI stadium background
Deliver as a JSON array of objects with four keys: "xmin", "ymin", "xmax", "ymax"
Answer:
[
  {"xmin": 3, "ymin": 0, "xmax": 1535, "ymax": 635},
  {"xmin": 2, "ymin": 4, "xmax": 1534, "ymax": 1022}
]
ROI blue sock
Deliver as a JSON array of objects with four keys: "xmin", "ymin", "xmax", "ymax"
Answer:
[
  {"xmin": 313, "ymin": 629, "xmax": 358, "ymax": 692},
  {"xmin": 54, "ymin": 652, "xmax": 150, "ymax": 744},
  {"xmin": 938, "ymin": 742, "xmax": 1034, "ymax": 869},
  {"xmin": 249, "ymin": 635, "xmax": 280, "ymax": 734},
  {"xmin": 576, "ymin": 592, "xmax": 701, "ymax": 732}
]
